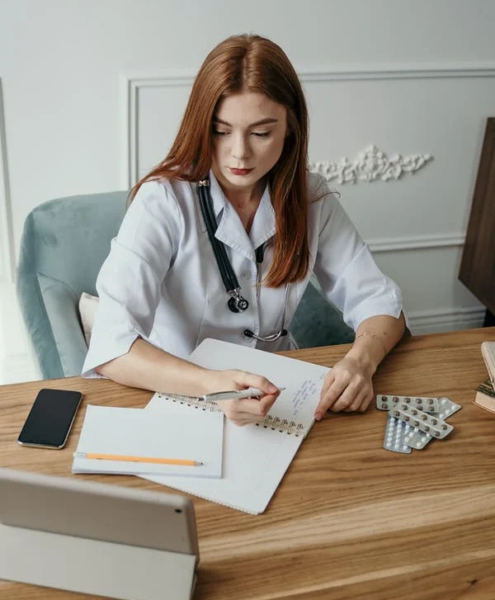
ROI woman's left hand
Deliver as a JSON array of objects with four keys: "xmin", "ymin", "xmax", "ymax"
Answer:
[{"xmin": 314, "ymin": 356, "xmax": 374, "ymax": 419}]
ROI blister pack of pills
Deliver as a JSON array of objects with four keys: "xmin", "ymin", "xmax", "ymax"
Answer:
[
  {"xmin": 383, "ymin": 415, "xmax": 412, "ymax": 454},
  {"xmin": 405, "ymin": 429, "xmax": 432, "ymax": 450},
  {"xmin": 390, "ymin": 403, "xmax": 453, "ymax": 439},
  {"xmin": 376, "ymin": 394, "xmax": 439, "ymax": 413},
  {"xmin": 436, "ymin": 397, "xmax": 462, "ymax": 420},
  {"xmin": 377, "ymin": 393, "xmax": 461, "ymax": 453}
]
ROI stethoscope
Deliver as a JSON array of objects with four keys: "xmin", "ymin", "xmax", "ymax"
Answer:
[{"xmin": 197, "ymin": 177, "xmax": 288, "ymax": 343}]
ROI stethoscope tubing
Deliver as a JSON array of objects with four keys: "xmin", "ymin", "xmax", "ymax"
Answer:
[
  {"xmin": 245, "ymin": 282, "xmax": 289, "ymax": 342},
  {"xmin": 197, "ymin": 177, "xmax": 288, "ymax": 342},
  {"xmin": 198, "ymin": 181, "xmax": 240, "ymax": 294}
]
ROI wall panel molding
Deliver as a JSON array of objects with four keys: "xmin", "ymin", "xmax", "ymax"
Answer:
[
  {"xmin": 309, "ymin": 145, "xmax": 433, "ymax": 185},
  {"xmin": 122, "ymin": 61, "xmax": 495, "ymax": 190},
  {"xmin": 121, "ymin": 72, "xmax": 197, "ymax": 189},
  {"xmin": 121, "ymin": 62, "xmax": 493, "ymax": 260},
  {"xmin": 368, "ymin": 233, "xmax": 465, "ymax": 253},
  {"xmin": 407, "ymin": 306, "xmax": 485, "ymax": 335},
  {"xmin": 298, "ymin": 62, "xmax": 495, "ymax": 82},
  {"xmin": 0, "ymin": 79, "xmax": 14, "ymax": 284}
]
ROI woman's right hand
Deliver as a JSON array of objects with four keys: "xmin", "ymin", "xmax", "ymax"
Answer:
[{"xmin": 204, "ymin": 369, "xmax": 281, "ymax": 426}]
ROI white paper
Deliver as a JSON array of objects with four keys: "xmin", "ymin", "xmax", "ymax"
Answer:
[
  {"xmin": 142, "ymin": 339, "xmax": 329, "ymax": 513},
  {"xmin": 72, "ymin": 404, "xmax": 224, "ymax": 478}
]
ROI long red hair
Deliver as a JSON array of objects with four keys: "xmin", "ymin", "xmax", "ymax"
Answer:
[{"xmin": 130, "ymin": 34, "xmax": 310, "ymax": 287}]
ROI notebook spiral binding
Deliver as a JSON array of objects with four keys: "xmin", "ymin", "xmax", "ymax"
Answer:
[
  {"xmin": 255, "ymin": 416, "xmax": 305, "ymax": 437},
  {"xmin": 157, "ymin": 394, "xmax": 306, "ymax": 436},
  {"xmin": 157, "ymin": 393, "xmax": 221, "ymax": 412}
]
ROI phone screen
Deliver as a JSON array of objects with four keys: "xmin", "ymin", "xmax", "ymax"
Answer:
[{"xmin": 18, "ymin": 389, "xmax": 83, "ymax": 449}]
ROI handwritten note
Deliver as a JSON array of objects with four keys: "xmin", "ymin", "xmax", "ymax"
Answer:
[{"xmin": 291, "ymin": 373, "xmax": 326, "ymax": 416}]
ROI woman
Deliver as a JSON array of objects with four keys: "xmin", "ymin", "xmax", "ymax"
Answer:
[{"xmin": 83, "ymin": 34, "xmax": 405, "ymax": 425}]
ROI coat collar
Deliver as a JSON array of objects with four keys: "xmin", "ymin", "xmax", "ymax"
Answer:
[{"xmin": 201, "ymin": 170, "xmax": 276, "ymax": 262}]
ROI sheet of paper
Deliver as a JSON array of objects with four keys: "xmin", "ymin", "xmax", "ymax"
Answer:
[
  {"xmin": 72, "ymin": 404, "xmax": 224, "ymax": 478},
  {"xmin": 142, "ymin": 339, "xmax": 330, "ymax": 513}
]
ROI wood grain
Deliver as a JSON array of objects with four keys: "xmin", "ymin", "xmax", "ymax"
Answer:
[
  {"xmin": 459, "ymin": 117, "xmax": 495, "ymax": 314},
  {"xmin": 1, "ymin": 328, "xmax": 495, "ymax": 600}
]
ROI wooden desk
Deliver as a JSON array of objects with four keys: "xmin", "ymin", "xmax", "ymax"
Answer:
[{"xmin": 1, "ymin": 328, "xmax": 495, "ymax": 600}]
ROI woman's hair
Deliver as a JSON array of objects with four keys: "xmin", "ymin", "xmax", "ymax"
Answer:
[{"xmin": 130, "ymin": 34, "xmax": 310, "ymax": 287}]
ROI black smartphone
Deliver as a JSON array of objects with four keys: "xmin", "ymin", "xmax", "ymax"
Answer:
[{"xmin": 18, "ymin": 389, "xmax": 83, "ymax": 449}]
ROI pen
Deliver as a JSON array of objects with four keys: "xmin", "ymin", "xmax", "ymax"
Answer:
[
  {"xmin": 73, "ymin": 452, "xmax": 203, "ymax": 466},
  {"xmin": 202, "ymin": 387, "xmax": 285, "ymax": 402}
]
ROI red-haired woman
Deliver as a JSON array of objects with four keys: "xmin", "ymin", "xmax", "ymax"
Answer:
[{"xmin": 83, "ymin": 34, "xmax": 405, "ymax": 425}]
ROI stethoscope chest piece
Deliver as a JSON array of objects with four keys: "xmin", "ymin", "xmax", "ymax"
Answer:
[{"xmin": 228, "ymin": 293, "xmax": 249, "ymax": 313}]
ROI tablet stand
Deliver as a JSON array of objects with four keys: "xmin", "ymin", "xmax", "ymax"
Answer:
[{"xmin": 0, "ymin": 522, "xmax": 197, "ymax": 600}]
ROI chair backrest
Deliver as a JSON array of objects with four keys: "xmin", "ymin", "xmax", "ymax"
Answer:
[
  {"xmin": 291, "ymin": 279, "xmax": 355, "ymax": 349},
  {"xmin": 17, "ymin": 192, "xmax": 128, "ymax": 379}
]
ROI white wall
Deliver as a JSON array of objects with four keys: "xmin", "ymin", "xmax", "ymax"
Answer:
[{"xmin": 0, "ymin": 0, "xmax": 494, "ymax": 336}]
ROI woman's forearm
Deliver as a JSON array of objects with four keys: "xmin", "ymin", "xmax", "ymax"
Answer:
[
  {"xmin": 345, "ymin": 313, "xmax": 406, "ymax": 376},
  {"xmin": 98, "ymin": 338, "xmax": 283, "ymax": 425},
  {"xmin": 97, "ymin": 338, "xmax": 211, "ymax": 396},
  {"xmin": 98, "ymin": 314, "xmax": 405, "ymax": 397}
]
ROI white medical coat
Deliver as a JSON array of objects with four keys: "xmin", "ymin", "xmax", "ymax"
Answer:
[{"xmin": 82, "ymin": 170, "xmax": 402, "ymax": 377}]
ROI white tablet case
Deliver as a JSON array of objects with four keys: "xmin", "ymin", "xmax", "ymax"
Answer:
[{"xmin": 0, "ymin": 468, "xmax": 199, "ymax": 600}]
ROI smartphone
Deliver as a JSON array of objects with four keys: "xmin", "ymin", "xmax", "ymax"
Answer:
[{"xmin": 18, "ymin": 389, "xmax": 83, "ymax": 449}]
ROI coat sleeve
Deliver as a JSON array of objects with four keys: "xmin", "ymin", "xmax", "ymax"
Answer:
[
  {"xmin": 311, "ymin": 176, "xmax": 403, "ymax": 331},
  {"xmin": 81, "ymin": 180, "xmax": 182, "ymax": 378}
]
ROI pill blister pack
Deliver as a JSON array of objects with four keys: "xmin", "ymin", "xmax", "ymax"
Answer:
[
  {"xmin": 390, "ymin": 404, "xmax": 453, "ymax": 439},
  {"xmin": 405, "ymin": 429, "xmax": 431, "ymax": 450},
  {"xmin": 377, "ymin": 394, "xmax": 461, "ymax": 454},
  {"xmin": 436, "ymin": 397, "xmax": 462, "ymax": 420},
  {"xmin": 384, "ymin": 415, "xmax": 412, "ymax": 454},
  {"xmin": 376, "ymin": 394, "xmax": 440, "ymax": 413}
]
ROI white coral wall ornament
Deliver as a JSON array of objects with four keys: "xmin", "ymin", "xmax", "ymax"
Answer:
[{"xmin": 309, "ymin": 145, "xmax": 433, "ymax": 184}]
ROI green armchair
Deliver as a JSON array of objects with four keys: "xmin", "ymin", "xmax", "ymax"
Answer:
[{"xmin": 16, "ymin": 192, "xmax": 354, "ymax": 380}]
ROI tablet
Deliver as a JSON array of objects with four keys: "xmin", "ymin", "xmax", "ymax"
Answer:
[
  {"xmin": 0, "ymin": 467, "xmax": 199, "ymax": 555},
  {"xmin": 0, "ymin": 468, "xmax": 199, "ymax": 600}
]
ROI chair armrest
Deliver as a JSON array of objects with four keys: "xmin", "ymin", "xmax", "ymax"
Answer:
[{"xmin": 17, "ymin": 271, "xmax": 87, "ymax": 379}]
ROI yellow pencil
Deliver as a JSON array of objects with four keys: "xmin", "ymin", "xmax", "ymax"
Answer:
[{"xmin": 73, "ymin": 452, "xmax": 202, "ymax": 466}]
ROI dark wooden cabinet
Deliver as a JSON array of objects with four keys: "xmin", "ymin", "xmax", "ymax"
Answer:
[{"xmin": 459, "ymin": 118, "xmax": 495, "ymax": 322}]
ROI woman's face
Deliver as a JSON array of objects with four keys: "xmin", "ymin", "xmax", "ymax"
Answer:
[{"xmin": 211, "ymin": 92, "xmax": 288, "ymax": 195}]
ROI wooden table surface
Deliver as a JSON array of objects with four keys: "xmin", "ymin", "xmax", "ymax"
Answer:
[{"xmin": 1, "ymin": 328, "xmax": 495, "ymax": 600}]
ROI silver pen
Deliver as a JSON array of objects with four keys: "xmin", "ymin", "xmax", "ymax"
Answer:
[{"xmin": 202, "ymin": 387, "xmax": 285, "ymax": 402}]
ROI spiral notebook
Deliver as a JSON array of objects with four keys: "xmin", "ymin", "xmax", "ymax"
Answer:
[{"xmin": 142, "ymin": 338, "xmax": 330, "ymax": 514}]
